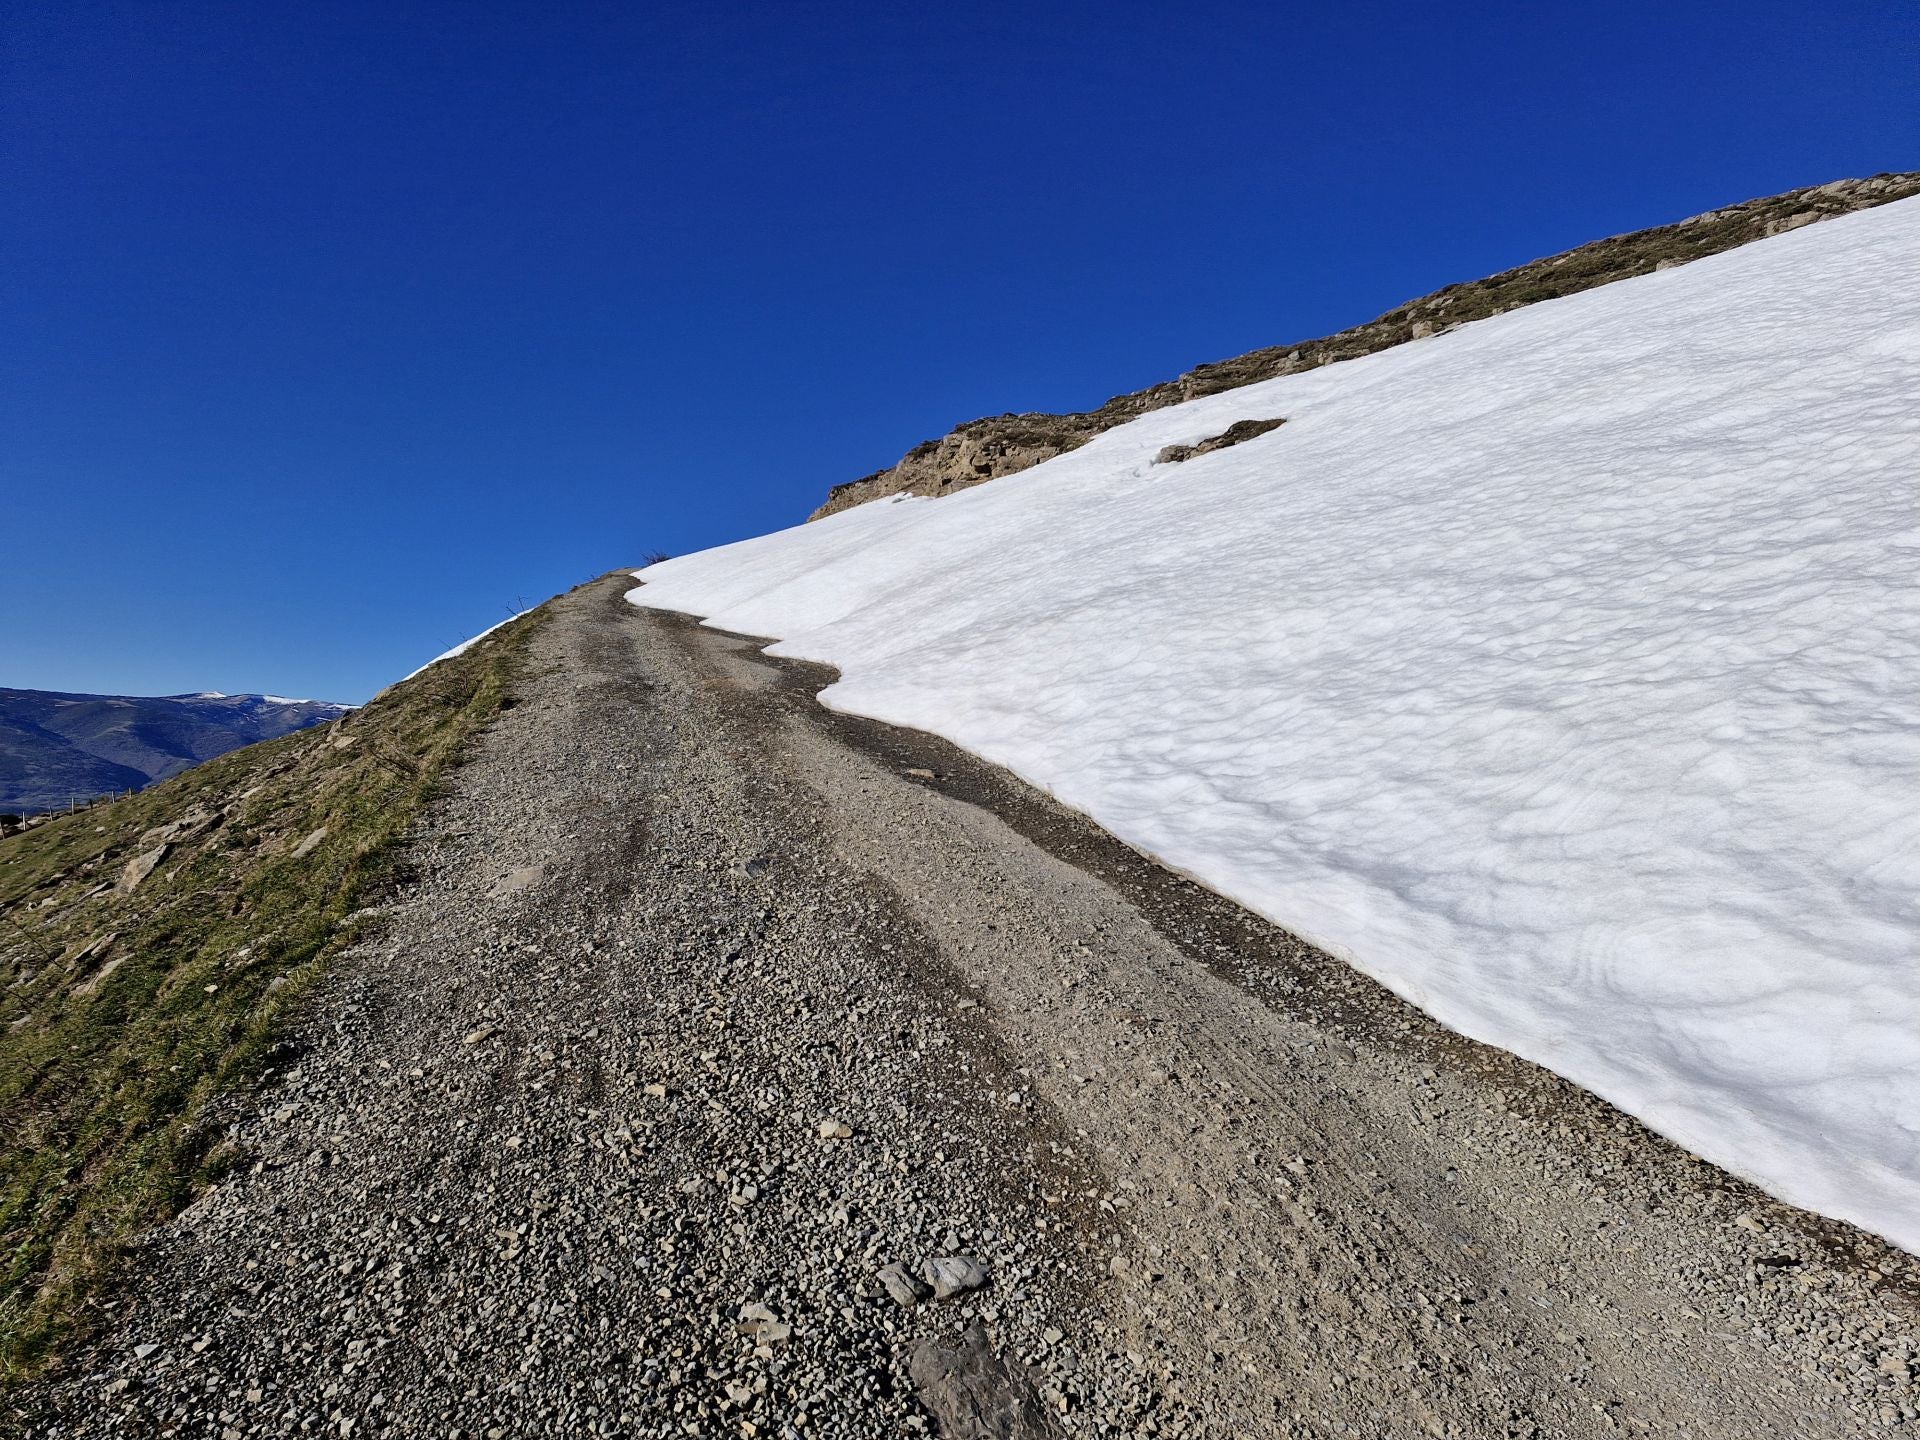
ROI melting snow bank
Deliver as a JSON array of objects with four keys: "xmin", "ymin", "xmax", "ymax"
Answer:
[{"xmin": 630, "ymin": 197, "xmax": 1920, "ymax": 1251}]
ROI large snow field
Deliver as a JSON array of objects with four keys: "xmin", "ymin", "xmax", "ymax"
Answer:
[{"xmin": 630, "ymin": 197, "xmax": 1920, "ymax": 1249}]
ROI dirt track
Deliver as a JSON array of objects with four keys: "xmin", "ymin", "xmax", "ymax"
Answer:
[{"xmin": 17, "ymin": 573, "xmax": 1920, "ymax": 1439}]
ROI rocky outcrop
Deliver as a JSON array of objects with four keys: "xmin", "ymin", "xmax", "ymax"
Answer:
[
  {"xmin": 1153, "ymin": 416, "xmax": 1286, "ymax": 466},
  {"xmin": 812, "ymin": 172, "xmax": 1920, "ymax": 519}
]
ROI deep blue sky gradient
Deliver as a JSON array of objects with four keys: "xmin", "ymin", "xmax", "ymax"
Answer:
[{"xmin": 4, "ymin": 1, "xmax": 1915, "ymax": 701}]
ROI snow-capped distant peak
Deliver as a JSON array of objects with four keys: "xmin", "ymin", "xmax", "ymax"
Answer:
[{"xmin": 158, "ymin": 691, "xmax": 351, "ymax": 711}]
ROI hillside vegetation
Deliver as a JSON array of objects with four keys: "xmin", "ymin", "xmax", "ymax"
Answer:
[
  {"xmin": 0, "ymin": 613, "xmax": 541, "ymax": 1381},
  {"xmin": 813, "ymin": 171, "xmax": 1920, "ymax": 517}
]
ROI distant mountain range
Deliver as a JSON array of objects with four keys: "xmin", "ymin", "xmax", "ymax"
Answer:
[{"xmin": 0, "ymin": 688, "xmax": 351, "ymax": 814}]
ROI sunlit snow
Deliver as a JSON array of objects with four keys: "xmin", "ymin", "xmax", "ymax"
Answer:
[{"xmin": 629, "ymin": 196, "xmax": 1920, "ymax": 1250}]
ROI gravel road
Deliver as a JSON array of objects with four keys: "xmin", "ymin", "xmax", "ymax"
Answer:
[{"xmin": 16, "ymin": 573, "xmax": 1919, "ymax": 1439}]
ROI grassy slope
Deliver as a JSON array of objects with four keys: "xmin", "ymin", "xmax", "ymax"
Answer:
[{"xmin": 0, "ymin": 610, "xmax": 543, "ymax": 1382}]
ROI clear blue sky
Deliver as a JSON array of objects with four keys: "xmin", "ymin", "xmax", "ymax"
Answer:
[{"xmin": 4, "ymin": 1, "xmax": 1914, "ymax": 703}]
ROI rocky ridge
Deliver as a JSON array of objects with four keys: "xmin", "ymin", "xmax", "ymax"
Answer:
[{"xmin": 811, "ymin": 172, "xmax": 1920, "ymax": 518}]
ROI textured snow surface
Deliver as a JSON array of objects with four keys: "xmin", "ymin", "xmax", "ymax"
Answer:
[{"xmin": 631, "ymin": 197, "xmax": 1920, "ymax": 1250}]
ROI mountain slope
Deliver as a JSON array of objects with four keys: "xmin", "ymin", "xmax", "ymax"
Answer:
[
  {"xmin": 632, "ymin": 193, "xmax": 1920, "ymax": 1252},
  {"xmin": 0, "ymin": 690, "xmax": 351, "ymax": 813},
  {"xmin": 0, "ymin": 618, "xmax": 537, "ymax": 1378},
  {"xmin": 17, "ymin": 578, "xmax": 1915, "ymax": 1439},
  {"xmin": 0, "ymin": 719, "xmax": 149, "ymax": 813},
  {"xmin": 813, "ymin": 171, "xmax": 1920, "ymax": 517}
]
